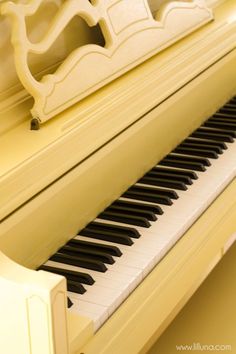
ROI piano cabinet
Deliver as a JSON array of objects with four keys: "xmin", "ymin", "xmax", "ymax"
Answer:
[{"xmin": 0, "ymin": 0, "xmax": 236, "ymax": 353}]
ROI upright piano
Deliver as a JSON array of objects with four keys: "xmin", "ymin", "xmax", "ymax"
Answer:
[{"xmin": 0, "ymin": 0, "xmax": 236, "ymax": 353}]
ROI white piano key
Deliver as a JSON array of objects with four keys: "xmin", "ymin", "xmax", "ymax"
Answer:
[
  {"xmin": 106, "ymin": 253, "xmax": 154, "ymax": 277},
  {"xmin": 68, "ymin": 284, "xmax": 123, "ymax": 315},
  {"xmin": 68, "ymin": 298, "xmax": 108, "ymax": 331},
  {"xmin": 104, "ymin": 262, "xmax": 143, "ymax": 278},
  {"xmin": 69, "ymin": 298, "xmax": 108, "ymax": 316}
]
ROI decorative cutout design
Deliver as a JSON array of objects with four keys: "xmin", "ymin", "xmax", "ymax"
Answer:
[{"xmin": 2, "ymin": 0, "xmax": 213, "ymax": 126}]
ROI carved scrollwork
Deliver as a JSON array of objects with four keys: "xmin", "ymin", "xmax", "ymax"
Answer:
[{"xmin": 1, "ymin": 0, "xmax": 213, "ymax": 126}]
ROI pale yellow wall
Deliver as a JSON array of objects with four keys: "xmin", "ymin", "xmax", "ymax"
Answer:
[{"xmin": 148, "ymin": 242, "xmax": 236, "ymax": 354}]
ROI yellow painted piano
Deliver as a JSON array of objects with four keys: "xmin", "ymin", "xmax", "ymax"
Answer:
[{"xmin": 0, "ymin": 0, "xmax": 236, "ymax": 353}]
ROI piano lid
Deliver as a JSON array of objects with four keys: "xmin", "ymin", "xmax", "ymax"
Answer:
[{"xmin": 1, "ymin": 0, "xmax": 213, "ymax": 128}]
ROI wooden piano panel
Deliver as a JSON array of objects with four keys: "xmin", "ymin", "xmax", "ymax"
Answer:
[{"xmin": 148, "ymin": 241, "xmax": 236, "ymax": 354}]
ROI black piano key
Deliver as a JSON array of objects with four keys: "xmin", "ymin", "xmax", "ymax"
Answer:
[
  {"xmin": 212, "ymin": 115, "xmax": 236, "ymax": 122},
  {"xmin": 107, "ymin": 205, "xmax": 157, "ymax": 221},
  {"xmin": 59, "ymin": 245, "xmax": 115, "ymax": 264},
  {"xmin": 159, "ymin": 158, "xmax": 206, "ymax": 171},
  {"xmin": 68, "ymin": 239, "xmax": 122, "ymax": 257},
  {"xmin": 80, "ymin": 229, "xmax": 134, "ymax": 245},
  {"xmin": 210, "ymin": 115, "xmax": 236, "ymax": 123},
  {"xmin": 98, "ymin": 210, "xmax": 151, "ymax": 228},
  {"xmin": 190, "ymin": 130, "xmax": 234, "ymax": 143},
  {"xmin": 173, "ymin": 147, "xmax": 218, "ymax": 159},
  {"xmin": 113, "ymin": 200, "xmax": 164, "ymax": 215},
  {"xmin": 214, "ymin": 109, "xmax": 236, "ymax": 115},
  {"xmin": 67, "ymin": 280, "xmax": 86, "ymax": 294},
  {"xmin": 214, "ymin": 112, "xmax": 236, "ymax": 119},
  {"xmin": 79, "ymin": 229, "xmax": 133, "ymax": 246},
  {"xmin": 50, "ymin": 253, "xmax": 107, "ymax": 272},
  {"xmin": 204, "ymin": 121, "xmax": 236, "ymax": 131},
  {"xmin": 196, "ymin": 127, "xmax": 236, "ymax": 139},
  {"xmin": 183, "ymin": 137, "xmax": 227, "ymax": 150},
  {"xmin": 147, "ymin": 170, "xmax": 193, "ymax": 185},
  {"xmin": 38, "ymin": 265, "xmax": 95, "ymax": 285},
  {"xmin": 131, "ymin": 185, "xmax": 178, "ymax": 199},
  {"xmin": 67, "ymin": 297, "xmax": 73, "ymax": 308},
  {"xmin": 152, "ymin": 166, "xmax": 198, "ymax": 180},
  {"xmin": 88, "ymin": 221, "xmax": 141, "ymax": 238},
  {"xmin": 123, "ymin": 188, "xmax": 173, "ymax": 205},
  {"xmin": 219, "ymin": 107, "xmax": 236, "ymax": 114},
  {"xmin": 138, "ymin": 176, "xmax": 187, "ymax": 190},
  {"xmin": 168, "ymin": 153, "xmax": 211, "ymax": 166},
  {"xmin": 179, "ymin": 141, "xmax": 223, "ymax": 154},
  {"xmin": 80, "ymin": 227, "xmax": 134, "ymax": 245}
]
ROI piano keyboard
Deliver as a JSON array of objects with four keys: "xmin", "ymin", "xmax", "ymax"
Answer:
[{"xmin": 39, "ymin": 97, "xmax": 236, "ymax": 331}]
